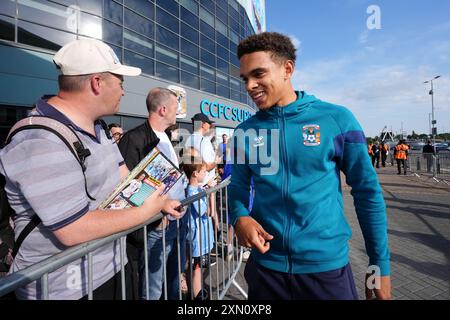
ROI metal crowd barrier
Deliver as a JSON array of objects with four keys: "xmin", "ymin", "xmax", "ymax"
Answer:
[
  {"xmin": 0, "ymin": 177, "xmax": 248, "ymax": 300},
  {"xmin": 407, "ymin": 151, "xmax": 450, "ymax": 185}
]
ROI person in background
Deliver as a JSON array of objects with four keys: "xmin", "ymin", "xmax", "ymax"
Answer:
[
  {"xmin": 422, "ymin": 140, "xmax": 435, "ymax": 173},
  {"xmin": 181, "ymin": 157, "xmax": 215, "ymax": 300},
  {"xmin": 119, "ymin": 87, "xmax": 186, "ymax": 300},
  {"xmin": 394, "ymin": 140, "xmax": 409, "ymax": 175},
  {"xmin": 108, "ymin": 123, "xmax": 123, "ymax": 143},
  {"xmin": 379, "ymin": 141, "xmax": 389, "ymax": 168}
]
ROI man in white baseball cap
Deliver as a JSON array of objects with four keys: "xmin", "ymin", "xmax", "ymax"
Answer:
[
  {"xmin": 0, "ymin": 39, "xmax": 182, "ymax": 299},
  {"xmin": 53, "ymin": 38, "xmax": 141, "ymax": 76}
]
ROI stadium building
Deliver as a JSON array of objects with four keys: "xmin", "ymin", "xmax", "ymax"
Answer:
[{"xmin": 0, "ymin": 0, "xmax": 266, "ymax": 141}]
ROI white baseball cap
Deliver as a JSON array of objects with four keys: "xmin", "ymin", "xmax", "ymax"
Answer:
[{"xmin": 53, "ymin": 39, "xmax": 141, "ymax": 76}]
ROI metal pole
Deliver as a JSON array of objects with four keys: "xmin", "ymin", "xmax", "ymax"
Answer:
[
  {"xmin": 428, "ymin": 113, "xmax": 432, "ymax": 136},
  {"xmin": 431, "ymin": 80, "xmax": 435, "ymax": 147}
]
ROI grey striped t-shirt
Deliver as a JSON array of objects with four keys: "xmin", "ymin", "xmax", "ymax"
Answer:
[{"xmin": 0, "ymin": 99, "xmax": 125, "ymax": 299}]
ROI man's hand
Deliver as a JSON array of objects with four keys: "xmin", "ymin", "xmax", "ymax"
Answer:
[
  {"xmin": 206, "ymin": 177, "xmax": 217, "ymax": 188},
  {"xmin": 162, "ymin": 200, "xmax": 183, "ymax": 219},
  {"xmin": 365, "ymin": 275, "xmax": 391, "ymax": 300},
  {"xmin": 234, "ymin": 216, "xmax": 273, "ymax": 254}
]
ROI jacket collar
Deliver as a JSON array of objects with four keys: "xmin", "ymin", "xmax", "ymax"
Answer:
[
  {"xmin": 35, "ymin": 95, "xmax": 104, "ymax": 143},
  {"xmin": 256, "ymin": 91, "xmax": 318, "ymax": 119}
]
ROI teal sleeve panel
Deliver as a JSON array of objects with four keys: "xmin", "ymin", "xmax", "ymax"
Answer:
[{"xmin": 332, "ymin": 109, "xmax": 390, "ymax": 275}]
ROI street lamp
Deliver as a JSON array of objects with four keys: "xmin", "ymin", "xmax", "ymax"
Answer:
[{"xmin": 424, "ymin": 75, "xmax": 441, "ymax": 145}]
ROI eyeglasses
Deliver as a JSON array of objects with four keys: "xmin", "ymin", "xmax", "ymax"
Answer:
[{"xmin": 112, "ymin": 132, "xmax": 123, "ymax": 138}]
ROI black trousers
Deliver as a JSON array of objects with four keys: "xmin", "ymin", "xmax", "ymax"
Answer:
[
  {"xmin": 396, "ymin": 159, "xmax": 406, "ymax": 174},
  {"xmin": 79, "ymin": 263, "xmax": 135, "ymax": 300}
]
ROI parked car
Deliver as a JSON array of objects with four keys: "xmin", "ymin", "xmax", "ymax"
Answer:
[{"xmin": 435, "ymin": 142, "xmax": 450, "ymax": 153}]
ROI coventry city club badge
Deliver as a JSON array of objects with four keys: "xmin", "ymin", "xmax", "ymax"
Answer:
[{"xmin": 302, "ymin": 125, "xmax": 321, "ymax": 146}]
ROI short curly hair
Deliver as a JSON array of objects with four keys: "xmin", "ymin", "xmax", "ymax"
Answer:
[{"xmin": 237, "ymin": 32, "xmax": 296, "ymax": 64}]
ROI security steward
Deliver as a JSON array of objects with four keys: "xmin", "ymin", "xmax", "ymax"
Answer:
[{"xmin": 394, "ymin": 140, "xmax": 409, "ymax": 175}]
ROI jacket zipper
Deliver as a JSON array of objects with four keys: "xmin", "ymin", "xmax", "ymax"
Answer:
[{"xmin": 279, "ymin": 109, "xmax": 292, "ymax": 273}]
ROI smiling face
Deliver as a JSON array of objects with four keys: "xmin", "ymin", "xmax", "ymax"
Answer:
[{"xmin": 239, "ymin": 51, "xmax": 295, "ymax": 110}]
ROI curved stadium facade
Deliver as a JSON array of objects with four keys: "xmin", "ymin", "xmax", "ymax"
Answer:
[{"xmin": 0, "ymin": 0, "xmax": 265, "ymax": 140}]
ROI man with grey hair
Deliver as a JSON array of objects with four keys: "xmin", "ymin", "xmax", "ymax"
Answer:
[
  {"xmin": 0, "ymin": 39, "xmax": 181, "ymax": 299},
  {"xmin": 119, "ymin": 87, "xmax": 187, "ymax": 300}
]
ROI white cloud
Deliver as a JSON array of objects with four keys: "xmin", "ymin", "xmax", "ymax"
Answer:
[
  {"xmin": 293, "ymin": 58, "xmax": 450, "ymax": 137},
  {"xmin": 359, "ymin": 30, "xmax": 369, "ymax": 44},
  {"xmin": 288, "ymin": 34, "xmax": 302, "ymax": 52}
]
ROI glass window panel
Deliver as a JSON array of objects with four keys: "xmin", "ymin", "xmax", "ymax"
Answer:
[
  {"xmin": 76, "ymin": 0, "xmax": 102, "ymax": 16},
  {"xmin": 201, "ymin": 78, "xmax": 215, "ymax": 95},
  {"xmin": 124, "ymin": 0, "xmax": 154, "ymax": 20},
  {"xmin": 122, "ymin": 116, "xmax": 146, "ymax": 131},
  {"xmin": 18, "ymin": 20, "xmax": 76, "ymax": 51},
  {"xmin": 156, "ymin": 62, "xmax": 179, "ymax": 83},
  {"xmin": 181, "ymin": 22, "xmax": 198, "ymax": 44},
  {"xmin": 50, "ymin": 0, "xmax": 102, "ymax": 16},
  {"xmin": 217, "ymin": 84, "xmax": 229, "ymax": 99},
  {"xmin": 179, "ymin": 0, "xmax": 198, "ymax": 15},
  {"xmin": 124, "ymin": 50, "xmax": 154, "ymax": 75},
  {"xmin": 200, "ymin": 64, "xmax": 215, "ymax": 81},
  {"xmin": 0, "ymin": 1, "xmax": 16, "ymax": 16},
  {"xmin": 229, "ymin": 64, "xmax": 240, "ymax": 78},
  {"xmin": 180, "ymin": 38, "xmax": 198, "ymax": 59},
  {"xmin": 216, "ymin": 45, "xmax": 228, "ymax": 61},
  {"xmin": 156, "ymin": 0, "xmax": 178, "ymax": 17},
  {"xmin": 102, "ymin": 19, "xmax": 122, "ymax": 46},
  {"xmin": 200, "ymin": 0, "xmax": 214, "ymax": 14},
  {"xmin": 200, "ymin": 49, "xmax": 215, "ymax": 68},
  {"xmin": 230, "ymin": 30, "xmax": 239, "ymax": 44},
  {"xmin": 156, "ymin": 6, "xmax": 178, "ymax": 33},
  {"xmin": 216, "ymin": 32, "xmax": 228, "ymax": 48},
  {"xmin": 216, "ymin": 57, "xmax": 228, "ymax": 74},
  {"xmin": 230, "ymin": 77, "xmax": 240, "ymax": 91},
  {"xmin": 0, "ymin": 15, "xmax": 15, "ymax": 41},
  {"xmin": 124, "ymin": 8, "xmax": 154, "ymax": 38},
  {"xmin": 180, "ymin": 71, "xmax": 199, "ymax": 89},
  {"xmin": 78, "ymin": 12, "xmax": 102, "ymax": 40},
  {"xmin": 124, "ymin": 29, "xmax": 154, "ymax": 57},
  {"xmin": 216, "ymin": 19, "xmax": 227, "ymax": 36},
  {"xmin": 199, "ymin": 7, "xmax": 214, "ymax": 27},
  {"xmin": 228, "ymin": 5, "xmax": 239, "ymax": 20},
  {"xmin": 228, "ymin": 0, "xmax": 238, "ymax": 11},
  {"xmin": 155, "ymin": 44, "xmax": 178, "ymax": 66},
  {"xmin": 230, "ymin": 52, "xmax": 240, "ymax": 67},
  {"xmin": 104, "ymin": 0, "xmax": 123, "ymax": 24},
  {"xmin": 18, "ymin": 0, "xmax": 71, "ymax": 32},
  {"xmin": 216, "ymin": 6, "xmax": 227, "ymax": 24},
  {"xmin": 200, "ymin": 21, "xmax": 214, "ymax": 39},
  {"xmin": 200, "ymin": 34, "xmax": 215, "ymax": 54},
  {"xmin": 217, "ymin": 72, "xmax": 228, "ymax": 86},
  {"xmin": 156, "ymin": 25, "xmax": 179, "ymax": 50},
  {"xmin": 240, "ymin": 93, "xmax": 248, "ymax": 104},
  {"xmin": 229, "ymin": 41, "xmax": 238, "ymax": 56},
  {"xmin": 230, "ymin": 18, "xmax": 239, "ymax": 33},
  {"xmin": 230, "ymin": 89, "xmax": 240, "ymax": 102},
  {"xmin": 181, "ymin": 6, "xmax": 198, "ymax": 29},
  {"xmin": 180, "ymin": 55, "xmax": 198, "ymax": 74},
  {"xmin": 101, "ymin": 115, "xmax": 122, "ymax": 128}
]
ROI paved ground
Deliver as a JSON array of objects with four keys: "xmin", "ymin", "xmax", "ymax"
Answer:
[{"xmin": 218, "ymin": 165, "xmax": 450, "ymax": 300}]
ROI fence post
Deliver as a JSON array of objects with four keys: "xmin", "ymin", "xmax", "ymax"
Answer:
[
  {"xmin": 437, "ymin": 156, "xmax": 441, "ymax": 174},
  {"xmin": 416, "ymin": 156, "xmax": 420, "ymax": 171},
  {"xmin": 433, "ymin": 155, "xmax": 437, "ymax": 178}
]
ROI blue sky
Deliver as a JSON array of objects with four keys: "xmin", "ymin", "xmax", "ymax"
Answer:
[{"xmin": 265, "ymin": 0, "xmax": 450, "ymax": 137}]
